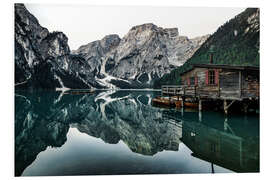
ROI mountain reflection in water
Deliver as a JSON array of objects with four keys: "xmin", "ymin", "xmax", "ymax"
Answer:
[{"xmin": 15, "ymin": 90, "xmax": 259, "ymax": 176}]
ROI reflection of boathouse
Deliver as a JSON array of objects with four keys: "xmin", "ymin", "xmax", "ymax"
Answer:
[{"xmin": 181, "ymin": 118, "xmax": 259, "ymax": 172}]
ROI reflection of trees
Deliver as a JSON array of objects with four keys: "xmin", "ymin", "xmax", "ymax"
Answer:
[
  {"xmin": 158, "ymin": 109, "xmax": 259, "ymax": 172},
  {"xmin": 177, "ymin": 111, "xmax": 259, "ymax": 173}
]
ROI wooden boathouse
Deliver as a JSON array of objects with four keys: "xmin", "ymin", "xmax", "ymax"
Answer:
[{"xmin": 161, "ymin": 63, "xmax": 259, "ymax": 114}]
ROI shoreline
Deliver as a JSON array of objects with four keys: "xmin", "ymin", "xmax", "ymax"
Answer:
[{"xmin": 15, "ymin": 88, "xmax": 162, "ymax": 92}]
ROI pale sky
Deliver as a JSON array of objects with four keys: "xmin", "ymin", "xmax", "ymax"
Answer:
[{"xmin": 25, "ymin": 4, "xmax": 245, "ymax": 50}]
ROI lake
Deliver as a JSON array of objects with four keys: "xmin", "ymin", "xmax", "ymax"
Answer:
[{"xmin": 15, "ymin": 90, "xmax": 259, "ymax": 176}]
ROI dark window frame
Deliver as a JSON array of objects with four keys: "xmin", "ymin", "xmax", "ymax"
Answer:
[
  {"xmin": 208, "ymin": 70, "xmax": 215, "ymax": 85},
  {"xmin": 190, "ymin": 77, "xmax": 195, "ymax": 86}
]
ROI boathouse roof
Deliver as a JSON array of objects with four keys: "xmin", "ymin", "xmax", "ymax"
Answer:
[{"xmin": 180, "ymin": 64, "xmax": 259, "ymax": 75}]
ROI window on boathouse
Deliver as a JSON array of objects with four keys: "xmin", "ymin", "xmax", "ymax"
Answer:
[
  {"xmin": 187, "ymin": 76, "xmax": 198, "ymax": 86},
  {"xmin": 206, "ymin": 69, "xmax": 219, "ymax": 85},
  {"xmin": 190, "ymin": 77, "xmax": 195, "ymax": 85},
  {"xmin": 209, "ymin": 70, "xmax": 215, "ymax": 85}
]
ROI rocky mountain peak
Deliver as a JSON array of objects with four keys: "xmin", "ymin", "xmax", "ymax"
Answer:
[
  {"xmin": 40, "ymin": 31, "xmax": 70, "ymax": 59},
  {"xmin": 126, "ymin": 23, "xmax": 179, "ymax": 39},
  {"xmin": 74, "ymin": 34, "xmax": 120, "ymax": 56},
  {"xmin": 15, "ymin": 4, "xmax": 49, "ymax": 45},
  {"xmin": 164, "ymin": 28, "xmax": 179, "ymax": 38},
  {"xmin": 100, "ymin": 34, "xmax": 121, "ymax": 52},
  {"xmin": 71, "ymin": 22, "xmax": 209, "ymax": 88},
  {"xmin": 15, "ymin": 3, "xmax": 102, "ymax": 90},
  {"xmin": 130, "ymin": 23, "xmax": 158, "ymax": 31},
  {"xmin": 128, "ymin": 23, "xmax": 179, "ymax": 38},
  {"xmin": 107, "ymin": 23, "xmax": 209, "ymax": 83},
  {"xmin": 122, "ymin": 23, "xmax": 160, "ymax": 44}
]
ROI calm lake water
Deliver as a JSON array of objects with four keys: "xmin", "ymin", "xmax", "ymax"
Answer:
[{"xmin": 15, "ymin": 90, "xmax": 259, "ymax": 176}]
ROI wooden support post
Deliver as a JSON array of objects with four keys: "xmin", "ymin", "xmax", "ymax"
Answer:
[
  {"xmin": 224, "ymin": 100, "xmax": 236, "ymax": 115},
  {"xmin": 244, "ymin": 106, "xmax": 248, "ymax": 114},
  {"xmin": 181, "ymin": 97, "xmax": 185, "ymax": 108},
  {"xmin": 224, "ymin": 100, "xmax": 228, "ymax": 115},
  {"xmin": 239, "ymin": 71, "xmax": 242, "ymax": 98},
  {"xmin": 218, "ymin": 71, "xmax": 220, "ymax": 98},
  {"xmin": 243, "ymin": 103, "xmax": 249, "ymax": 114},
  {"xmin": 199, "ymin": 99, "xmax": 202, "ymax": 111}
]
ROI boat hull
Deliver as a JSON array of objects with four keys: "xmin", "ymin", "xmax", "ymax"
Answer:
[{"xmin": 152, "ymin": 97, "xmax": 198, "ymax": 109}]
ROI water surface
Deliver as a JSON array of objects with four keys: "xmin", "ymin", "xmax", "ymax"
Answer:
[{"xmin": 15, "ymin": 90, "xmax": 259, "ymax": 176}]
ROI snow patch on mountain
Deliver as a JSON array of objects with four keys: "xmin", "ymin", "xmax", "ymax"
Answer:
[{"xmin": 55, "ymin": 75, "xmax": 70, "ymax": 91}]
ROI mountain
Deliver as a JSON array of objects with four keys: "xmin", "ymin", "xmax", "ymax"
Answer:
[
  {"xmin": 71, "ymin": 34, "xmax": 131, "ymax": 88},
  {"xmin": 154, "ymin": 8, "xmax": 260, "ymax": 88},
  {"xmin": 15, "ymin": 4, "xmax": 208, "ymax": 90},
  {"xmin": 15, "ymin": 4, "xmax": 103, "ymax": 90},
  {"xmin": 73, "ymin": 23, "xmax": 209, "ymax": 88}
]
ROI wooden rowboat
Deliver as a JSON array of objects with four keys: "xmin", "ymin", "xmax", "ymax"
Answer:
[
  {"xmin": 184, "ymin": 102, "xmax": 199, "ymax": 108},
  {"xmin": 152, "ymin": 97, "xmax": 175, "ymax": 107},
  {"xmin": 175, "ymin": 100, "xmax": 182, "ymax": 108},
  {"xmin": 152, "ymin": 96, "xmax": 199, "ymax": 109}
]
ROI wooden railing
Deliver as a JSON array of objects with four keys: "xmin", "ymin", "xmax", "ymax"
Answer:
[
  {"xmin": 162, "ymin": 85, "xmax": 196, "ymax": 97},
  {"xmin": 161, "ymin": 85, "xmax": 259, "ymax": 100}
]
